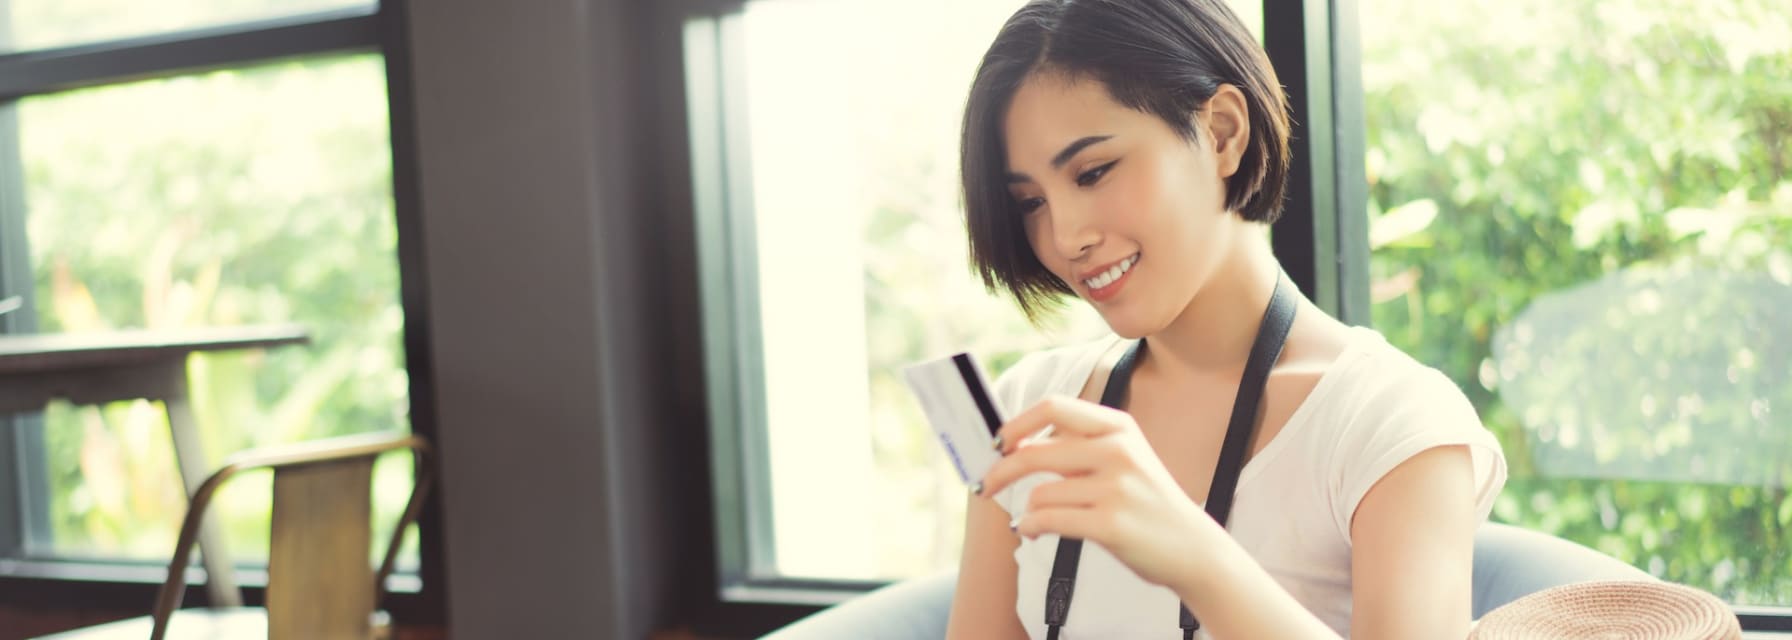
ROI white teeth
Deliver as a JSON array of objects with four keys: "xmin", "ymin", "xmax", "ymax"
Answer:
[{"xmin": 1083, "ymin": 254, "xmax": 1139, "ymax": 289}]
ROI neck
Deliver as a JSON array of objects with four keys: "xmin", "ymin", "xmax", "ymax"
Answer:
[{"xmin": 1143, "ymin": 224, "xmax": 1285, "ymax": 376}]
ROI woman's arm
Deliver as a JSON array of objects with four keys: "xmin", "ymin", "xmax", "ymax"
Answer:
[
  {"xmin": 946, "ymin": 491, "xmax": 1028, "ymax": 639},
  {"xmin": 1162, "ymin": 532, "xmax": 1339, "ymax": 639},
  {"xmin": 1167, "ymin": 446, "xmax": 1477, "ymax": 639},
  {"xmin": 1346, "ymin": 445, "xmax": 1477, "ymax": 638},
  {"xmin": 983, "ymin": 397, "xmax": 1484, "ymax": 640}
]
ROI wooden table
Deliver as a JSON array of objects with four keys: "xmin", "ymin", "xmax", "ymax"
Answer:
[{"xmin": 0, "ymin": 324, "xmax": 310, "ymax": 606}]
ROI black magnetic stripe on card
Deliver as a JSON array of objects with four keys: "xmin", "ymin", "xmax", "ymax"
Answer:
[{"xmin": 952, "ymin": 353, "xmax": 1004, "ymax": 436}]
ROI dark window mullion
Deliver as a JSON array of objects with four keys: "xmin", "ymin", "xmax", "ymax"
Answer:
[
  {"xmin": 1324, "ymin": 0, "xmax": 1370, "ymax": 326},
  {"xmin": 0, "ymin": 0, "xmax": 52, "ymax": 560},
  {"xmin": 713, "ymin": 6, "xmax": 784, "ymax": 586},
  {"xmin": 0, "ymin": 6, "xmax": 380, "ymax": 102},
  {"xmin": 374, "ymin": 0, "xmax": 447, "ymax": 609},
  {"xmin": 683, "ymin": 9, "xmax": 749, "ymax": 591},
  {"xmin": 1263, "ymin": 0, "xmax": 1370, "ymax": 325},
  {"xmin": 684, "ymin": 4, "xmax": 783, "ymax": 595},
  {"xmin": 0, "ymin": 0, "xmax": 31, "ymax": 333},
  {"xmin": 1738, "ymin": 609, "xmax": 1792, "ymax": 632}
]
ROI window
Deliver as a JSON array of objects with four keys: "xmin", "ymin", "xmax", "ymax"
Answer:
[
  {"xmin": 2, "ymin": 0, "xmax": 374, "ymax": 53},
  {"xmin": 687, "ymin": 0, "xmax": 1261, "ymax": 589},
  {"xmin": 1, "ymin": 0, "xmax": 424, "ymax": 595},
  {"xmin": 13, "ymin": 55, "xmax": 415, "ymax": 567},
  {"xmin": 1361, "ymin": 0, "xmax": 1790, "ymax": 610}
]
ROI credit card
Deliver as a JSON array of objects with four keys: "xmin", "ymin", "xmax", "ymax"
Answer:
[{"xmin": 902, "ymin": 352, "xmax": 1006, "ymax": 487}]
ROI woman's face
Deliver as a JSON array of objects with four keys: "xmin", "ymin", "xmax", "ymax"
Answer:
[{"xmin": 1003, "ymin": 71, "xmax": 1250, "ymax": 338}]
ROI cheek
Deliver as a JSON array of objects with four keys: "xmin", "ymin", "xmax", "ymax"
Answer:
[
  {"xmin": 1102, "ymin": 158, "xmax": 1180, "ymax": 234},
  {"xmin": 1128, "ymin": 152, "xmax": 1225, "ymax": 234}
]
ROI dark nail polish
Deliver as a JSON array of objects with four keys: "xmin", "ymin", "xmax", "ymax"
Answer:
[
  {"xmin": 992, "ymin": 436, "xmax": 1005, "ymax": 452},
  {"xmin": 970, "ymin": 481, "xmax": 984, "ymax": 496}
]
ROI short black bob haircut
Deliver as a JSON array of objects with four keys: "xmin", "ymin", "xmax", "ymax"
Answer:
[{"xmin": 961, "ymin": 0, "xmax": 1293, "ymax": 321}]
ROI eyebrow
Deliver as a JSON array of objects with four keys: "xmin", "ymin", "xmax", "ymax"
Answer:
[{"xmin": 1006, "ymin": 135, "xmax": 1114, "ymax": 183}]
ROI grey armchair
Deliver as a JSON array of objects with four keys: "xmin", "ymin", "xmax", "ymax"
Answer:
[{"xmin": 763, "ymin": 522, "xmax": 1652, "ymax": 639}]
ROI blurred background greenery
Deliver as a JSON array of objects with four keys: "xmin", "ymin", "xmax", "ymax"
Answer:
[
  {"xmin": 11, "ymin": 50, "xmax": 416, "ymax": 568},
  {"xmin": 1360, "ymin": 0, "xmax": 1790, "ymax": 604}
]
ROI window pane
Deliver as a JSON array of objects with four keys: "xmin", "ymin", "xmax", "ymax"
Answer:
[
  {"xmin": 14, "ymin": 54, "xmax": 416, "ymax": 570},
  {"xmin": 720, "ymin": 0, "xmax": 1261, "ymax": 582},
  {"xmin": 1361, "ymin": 0, "xmax": 1790, "ymax": 605},
  {"xmin": 2, "ymin": 0, "xmax": 373, "ymax": 53}
]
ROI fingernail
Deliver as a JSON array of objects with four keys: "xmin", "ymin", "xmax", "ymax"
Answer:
[
  {"xmin": 970, "ymin": 481, "xmax": 984, "ymax": 496},
  {"xmin": 1010, "ymin": 524, "xmax": 1019, "ymax": 534},
  {"xmin": 991, "ymin": 436, "xmax": 1004, "ymax": 452}
]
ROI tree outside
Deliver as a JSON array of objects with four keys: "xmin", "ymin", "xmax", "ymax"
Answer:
[{"xmin": 1360, "ymin": 0, "xmax": 1791, "ymax": 604}]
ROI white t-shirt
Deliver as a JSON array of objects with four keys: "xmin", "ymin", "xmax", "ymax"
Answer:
[{"xmin": 991, "ymin": 326, "xmax": 1508, "ymax": 639}]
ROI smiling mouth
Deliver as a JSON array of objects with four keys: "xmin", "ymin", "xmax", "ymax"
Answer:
[{"xmin": 1082, "ymin": 253, "xmax": 1139, "ymax": 290}]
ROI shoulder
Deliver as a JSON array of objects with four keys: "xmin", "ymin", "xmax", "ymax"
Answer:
[
  {"xmin": 990, "ymin": 336, "xmax": 1122, "ymax": 416},
  {"xmin": 1316, "ymin": 327, "xmax": 1508, "ymax": 537},
  {"xmin": 1332, "ymin": 327, "xmax": 1478, "ymax": 423}
]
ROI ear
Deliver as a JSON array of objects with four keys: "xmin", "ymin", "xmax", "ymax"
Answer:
[{"xmin": 1201, "ymin": 84, "xmax": 1251, "ymax": 179}]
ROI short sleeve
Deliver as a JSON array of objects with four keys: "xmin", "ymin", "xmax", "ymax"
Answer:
[{"xmin": 1329, "ymin": 366, "xmax": 1508, "ymax": 543}]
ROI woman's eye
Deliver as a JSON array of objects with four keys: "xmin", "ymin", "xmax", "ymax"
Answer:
[
  {"xmin": 1076, "ymin": 161, "xmax": 1118, "ymax": 187},
  {"xmin": 1015, "ymin": 197, "xmax": 1046, "ymax": 215}
]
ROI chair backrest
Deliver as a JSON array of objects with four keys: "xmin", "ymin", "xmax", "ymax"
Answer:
[
  {"xmin": 152, "ymin": 432, "xmax": 434, "ymax": 640},
  {"xmin": 1471, "ymin": 521, "xmax": 1653, "ymax": 619}
]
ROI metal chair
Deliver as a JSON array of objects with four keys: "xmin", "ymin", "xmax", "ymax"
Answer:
[{"xmin": 36, "ymin": 431, "xmax": 434, "ymax": 640}]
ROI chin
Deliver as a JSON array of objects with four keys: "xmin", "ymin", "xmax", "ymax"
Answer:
[{"xmin": 1094, "ymin": 306, "xmax": 1161, "ymax": 340}]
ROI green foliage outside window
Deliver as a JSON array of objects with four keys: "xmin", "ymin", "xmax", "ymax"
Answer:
[
  {"xmin": 16, "ymin": 54, "xmax": 415, "ymax": 566},
  {"xmin": 1362, "ymin": 0, "xmax": 1791, "ymax": 604}
]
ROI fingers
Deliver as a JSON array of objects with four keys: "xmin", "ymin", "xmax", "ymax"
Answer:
[
  {"xmin": 979, "ymin": 435, "xmax": 1125, "ymax": 496},
  {"xmin": 1013, "ymin": 505, "xmax": 1117, "ymax": 541},
  {"xmin": 993, "ymin": 395, "xmax": 1133, "ymax": 455},
  {"xmin": 1024, "ymin": 474, "xmax": 1116, "ymax": 511}
]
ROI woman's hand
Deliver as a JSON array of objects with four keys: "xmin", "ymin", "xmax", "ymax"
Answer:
[{"xmin": 978, "ymin": 395, "xmax": 1224, "ymax": 593}]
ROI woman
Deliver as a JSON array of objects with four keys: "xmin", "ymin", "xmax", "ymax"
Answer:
[{"xmin": 950, "ymin": 0, "xmax": 1507, "ymax": 638}]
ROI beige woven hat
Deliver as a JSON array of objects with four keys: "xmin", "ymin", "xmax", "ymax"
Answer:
[{"xmin": 1470, "ymin": 580, "xmax": 1741, "ymax": 640}]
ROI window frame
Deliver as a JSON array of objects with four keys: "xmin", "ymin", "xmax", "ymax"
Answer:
[
  {"xmin": 1264, "ymin": 0, "xmax": 1371, "ymax": 325},
  {"xmin": 0, "ymin": 0, "xmax": 445, "ymax": 625}
]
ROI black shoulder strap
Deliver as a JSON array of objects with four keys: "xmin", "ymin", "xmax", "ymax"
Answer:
[
  {"xmin": 1043, "ymin": 277, "xmax": 1297, "ymax": 639},
  {"xmin": 1207, "ymin": 276, "xmax": 1298, "ymax": 528},
  {"xmin": 1040, "ymin": 341, "xmax": 1140, "ymax": 640}
]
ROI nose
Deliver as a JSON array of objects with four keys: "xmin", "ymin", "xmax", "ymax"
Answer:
[{"xmin": 1047, "ymin": 197, "xmax": 1100, "ymax": 263}]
